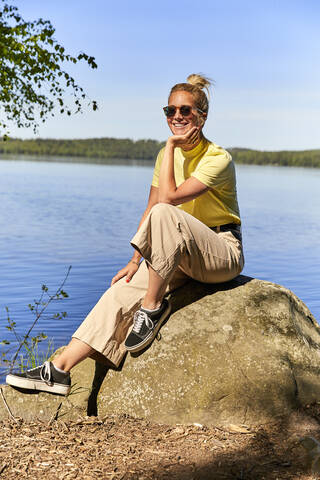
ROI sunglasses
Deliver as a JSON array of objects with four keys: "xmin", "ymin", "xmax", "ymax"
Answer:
[{"xmin": 163, "ymin": 105, "xmax": 205, "ymax": 117}]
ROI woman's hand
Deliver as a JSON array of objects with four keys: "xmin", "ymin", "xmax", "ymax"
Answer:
[
  {"xmin": 111, "ymin": 261, "xmax": 140, "ymax": 286},
  {"xmin": 167, "ymin": 126, "xmax": 200, "ymax": 149}
]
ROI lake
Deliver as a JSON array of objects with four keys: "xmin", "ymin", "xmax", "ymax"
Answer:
[{"xmin": 0, "ymin": 159, "xmax": 319, "ymax": 376}]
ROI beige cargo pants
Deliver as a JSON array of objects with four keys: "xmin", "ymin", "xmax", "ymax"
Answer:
[{"xmin": 73, "ymin": 203, "xmax": 244, "ymax": 367}]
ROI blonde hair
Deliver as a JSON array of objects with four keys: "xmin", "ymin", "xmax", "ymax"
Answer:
[{"xmin": 169, "ymin": 73, "xmax": 213, "ymax": 114}]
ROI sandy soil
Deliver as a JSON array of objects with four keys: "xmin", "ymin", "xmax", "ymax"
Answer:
[{"xmin": 1, "ymin": 405, "xmax": 320, "ymax": 479}]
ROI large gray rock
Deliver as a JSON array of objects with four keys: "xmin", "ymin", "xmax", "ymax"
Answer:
[{"xmin": 1, "ymin": 276, "xmax": 320, "ymax": 426}]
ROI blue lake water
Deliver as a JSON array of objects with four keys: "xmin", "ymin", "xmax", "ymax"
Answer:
[{"xmin": 0, "ymin": 159, "xmax": 319, "ymax": 375}]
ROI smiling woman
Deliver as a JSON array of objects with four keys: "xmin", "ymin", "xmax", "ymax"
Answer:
[
  {"xmin": 6, "ymin": 74, "xmax": 245, "ymax": 397},
  {"xmin": 166, "ymin": 73, "xmax": 210, "ymax": 132}
]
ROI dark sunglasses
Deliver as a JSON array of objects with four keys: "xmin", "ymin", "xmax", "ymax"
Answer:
[{"xmin": 163, "ymin": 105, "xmax": 205, "ymax": 117}]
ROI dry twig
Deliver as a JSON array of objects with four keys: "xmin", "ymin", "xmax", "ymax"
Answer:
[
  {"xmin": 0, "ymin": 387, "xmax": 18, "ymax": 423},
  {"xmin": 47, "ymin": 401, "xmax": 63, "ymax": 426}
]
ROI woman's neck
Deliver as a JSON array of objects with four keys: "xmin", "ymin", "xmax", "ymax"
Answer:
[{"xmin": 181, "ymin": 132, "xmax": 203, "ymax": 152}]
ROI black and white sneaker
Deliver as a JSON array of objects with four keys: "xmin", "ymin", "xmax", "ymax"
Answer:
[
  {"xmin": 125, "ymin": 299, "xmax": 171, "ymax": 353},
  {"xmin": 6, "ymin": 361, "xmax": 71, "ymax": 396}
]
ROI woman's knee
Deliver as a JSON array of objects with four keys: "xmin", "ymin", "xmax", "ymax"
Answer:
[
  {"xmin": 149, "ymin": 203, "xmax": 181, "ymax": 229},
  {"xmin": 150, "ymin": 202, "xmax": 176, "ymax": 217}
]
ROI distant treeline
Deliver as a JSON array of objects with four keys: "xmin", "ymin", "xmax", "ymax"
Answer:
[
  {"xmin": 0, "ymin": 137, "xmax": 319, "ymax": 168},
  {"xmin": 229, "ymin": 147, "xmax": 320, "ymax": 168},
  {"xmin": 0, "ymin": 137, "xmax": 164, "ymax": 160}
]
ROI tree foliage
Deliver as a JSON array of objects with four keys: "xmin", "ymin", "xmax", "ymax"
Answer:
[
  {"xmin": 229, "ymin": 148, "xmax": 320, "ymax": 168},
  {"xmin": 0, "ymin": 137, "xmax": 165, "ymax": 161},
  {"xmin": 0, "ymin": 1, "xmax": 97, "ymax": 138}
]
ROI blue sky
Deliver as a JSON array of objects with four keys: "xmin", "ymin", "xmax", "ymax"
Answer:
[{"xmin": 9, "ymin": 0, "xmax": 320, "ymax": 150}]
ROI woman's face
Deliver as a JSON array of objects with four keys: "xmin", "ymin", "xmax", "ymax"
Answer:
[{"xmin": 166, "ymin": 91, "xmax": 206, "ymax": 136}]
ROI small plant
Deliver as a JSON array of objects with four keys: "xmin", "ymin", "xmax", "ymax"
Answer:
[
  {"xmin": 17, "ymin": 338, "xmax": 56, "ymax": 372},
  {"xmin": 1, "ymin": 266, "xmax": 71, "ymax": 373}
]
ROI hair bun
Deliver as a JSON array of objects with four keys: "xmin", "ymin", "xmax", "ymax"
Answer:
[
  {"xmin": 169, "ymin": 73, "xmax": 213, "ymax": 114},
  {"xmin": 187, "ymin": 73, "xmax": 212, "ymax": 95}
]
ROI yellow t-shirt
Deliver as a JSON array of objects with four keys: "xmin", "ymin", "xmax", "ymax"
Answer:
[{"xmin": 151, "ymin": 137, "xmax": 241, "ymax": 227}]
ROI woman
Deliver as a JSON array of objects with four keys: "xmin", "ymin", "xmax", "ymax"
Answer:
[{"xmin": 6, "ymin": 74, "xmax": 244, "ymax": 395}]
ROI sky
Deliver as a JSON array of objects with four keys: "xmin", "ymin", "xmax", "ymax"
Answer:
[{"xmin": 7, "ymin": 0, "xmax": 320, "ymax": 150}]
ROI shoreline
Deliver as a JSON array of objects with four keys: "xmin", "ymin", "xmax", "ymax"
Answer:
[
  {"xmin": 0, "ymin": 153, "xmax": 155, "ymax": 166},
  {"xmin": 1, "ymin": 153, "xmax": 319, "ymax": 169}
]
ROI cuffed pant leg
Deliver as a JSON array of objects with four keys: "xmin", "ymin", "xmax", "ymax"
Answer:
[
  {"xmin": 72, "ymin": 258, "xmax": 190, "ymax": 367},
  {"xmin": 72, "ymin": 260, "xmax": 150, "ymax": 367}
]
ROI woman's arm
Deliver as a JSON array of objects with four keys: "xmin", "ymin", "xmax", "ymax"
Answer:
[
  {"xmin": 111, "ymin": 185, "xmax": 159, "ymax": 285},
  {"xmin": 130, "ymin": 185, "xmax": 159, "ymax": 264},
  {"xmin": 159, "ymin": 127, "xmax": 209, "ymax": 205}
]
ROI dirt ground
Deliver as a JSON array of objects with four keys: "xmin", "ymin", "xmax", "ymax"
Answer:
[{"xmin": 1, "ymin": 405, "xmax": 320, "ymax": 479}]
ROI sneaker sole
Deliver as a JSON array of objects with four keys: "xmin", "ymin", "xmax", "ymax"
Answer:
[
  {"xmin": 125, "ymin": 301, "xmax": 171, "ymax": 353},
  {"xmin": 6, "ymin": 374, "xmax": 71, "ymax": 396}
]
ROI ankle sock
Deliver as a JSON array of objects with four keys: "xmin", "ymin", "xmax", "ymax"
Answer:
[
  {"xmin": 142, "ymin": 303, "xmax": 162, "ymax": 313},
  {"xmin": 52, "ymin": 364, "xmax": 68, "ymax": 375}
]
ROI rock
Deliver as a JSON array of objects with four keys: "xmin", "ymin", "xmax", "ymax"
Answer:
[
  {"xmin": 1, "ymin": 275, "xmax": 320, "ymax": 426},
  {"xmin": 300, "ymin": 436, "xmax": 320, "ymax": 474}
]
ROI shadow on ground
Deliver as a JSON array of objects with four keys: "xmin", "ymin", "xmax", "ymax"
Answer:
[{"xmin": 110, "ymin": 408, "xmax": 319, "ymax": 480}]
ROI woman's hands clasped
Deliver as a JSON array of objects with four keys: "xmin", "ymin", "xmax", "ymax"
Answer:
[{"xmin": 111, "ymin": 260, "xmax": 140, "ymax": 286}]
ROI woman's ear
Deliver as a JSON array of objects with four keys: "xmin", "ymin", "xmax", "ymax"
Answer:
[{"xmin": 199, "ymin": 113, "xmax": 207, "ymax": 127}]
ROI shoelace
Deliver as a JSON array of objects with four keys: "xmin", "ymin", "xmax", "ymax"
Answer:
[
  {"xmin": 132, "ymin": 310, "xmax": 154, "ymax": 334},
  {"xmin": 39, "ymin": 361, "xmax": 53, "ymax": 385}
]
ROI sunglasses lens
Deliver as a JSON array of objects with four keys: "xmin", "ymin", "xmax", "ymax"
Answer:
[
  {"xmin": 180, "ymin": 106, "xmax": 192, "ymax": 116},
  {"xmin": 163, "ymin": 105, "xmax": 193, "ymax": 117},
  {"xmin": 163, "ymin": 106, "xmax": 176, "ymax": 117}
]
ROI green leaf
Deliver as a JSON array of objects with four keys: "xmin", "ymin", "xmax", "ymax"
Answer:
[{"xmin": 0, "ymin": 4, "xmax": 98, "ymax": 134}]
